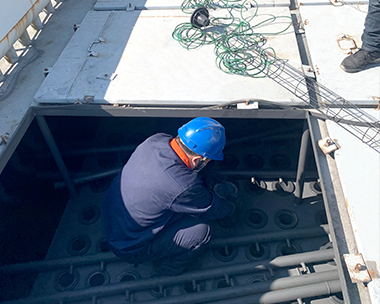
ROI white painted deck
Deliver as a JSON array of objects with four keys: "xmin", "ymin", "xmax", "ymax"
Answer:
[{"xmin": 34, "ymin": 6, "xmax": 303, "ymax": 105}]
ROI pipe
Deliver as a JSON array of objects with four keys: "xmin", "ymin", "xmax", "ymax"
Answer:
[
  {"xmin": 135, "ymin": 270, "xmax": 340, "ymax": 304},
  {"xmin": 35, "ymin": 115, "xmax": 78, "ymax": 198},
  {"xmin": 1, "ymin": 249, "xmax": 335, "ymax": 304},
  {"xmin": 206, "ymin": 280, "xmax": 342, "ymax": 304},
  {"xmin": 60, "ymin": 144, "xmax": 137, "ymax": 157},
  {"xmin": 54, "ymin": 168, "xmax": 120, "ymax": 189},
  {"xmin": 0, "ymin": 0, "xmax": 51, "ymax": 60},
  {"xmin": 54, "ymin": 168, "xmax": 311, "ymax": 189},
  {"xmin": 0, "ymin": 252, "xmax": 118, "ymax": 272},
  {"xmin": 209, "ymin": 225, "xmax": 329, "ymax": 247},
  {"xmin": 216, "ymin": 169, "xmax": 318, "ymax": 180},
  {"xmin": 1, "ymin": 226, "xmax": 329, "ymax": 273},
  {"xmin": 294, "ymin": 120, "xmax": 311, "ymax": 204}
]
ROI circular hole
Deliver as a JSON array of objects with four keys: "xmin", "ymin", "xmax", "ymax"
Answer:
[
  {"xmin": 67, "ymin": 235, "xmax": 91, "ymax": 256},
  {"xmin": 117, "ymin": 271, "xmax": 140, "ymax": 282},
  {"xmin": 273, "ymin": 181, "xmax": 295, "ymax": 196},
  {"xmin": 212, "ymin": 246, "xmax": 238, "ymax": 262},
  {"xmin": 86, "ymin": 270, "xmax": 110, "ymax": 288},
  {"xmin": 83, "ymin": 208, "xmax": 95, "ymax": 221},
  {"xmin": 243, "ymin": 154, "xmax": 264, "ymax": 170},
  {"xmin": 246, "ymin": 275, "xmax": 265, "ymax": 284},
  {"xmin": 274, "ymin": 210, "xmax": 298, "ymax": 229},
  {"xmin": 315, "ymin": 210, "xmax": 328, "ymax": 225},
  {"xmin": 55, "ymin": 270, "xmax": 79, "ymax": 291},
  {"xmin": 276, "ymin": 242, "xmax": 302, "ymax": 256},
  {"xmin": 213, "ymin": 277, "xmax": 233, "ymax": 289},
  {"xmin": 78, "ymin": 206, "xmax": 100, "ymax": 225},
  {"xmin": 58, "ymin": 272, "xmax": 75, "ymax": 288},
  {"xmin": 120, "ymin": 274, "xmax": 136, "ymax": 282},
  {"xmin": 182, "ymin": 281, "xmax": 206, "ymax": 294},
  {"xmin": 244, "ymin": 209, "xmax": 268, "ymax": 229},
  {"xmin": 247, "ymin": 243, "xmax": 269, "ymax": 260},
  {"xmin": 72, "ymin": 238, "xmax": 86, "ymax": 251},
  {"xmin": 88, "ymin": 272, "xmax": 107, "ymax": 287},
  {"xmin": 150, "ymin": 285, "xmax": 172, "ymax": 298},
  {"xmin": 90, "ymin": 178, "xmax": 111, "ymax": 193},
  {"xmin": 244, "ymin": 179, "xmax": 267, "ymax": 196},
  {"xmin": 269, "ymin": 154, "xmax": 291, "ymax": 170},
  {"xmin": 310, "ymin": 181, "xmax": 322, "ymax": 194},
  {"xmin": 219, "ymin": 154, "xmax": 239, "ymax": 169},
  {"xmin": 98, "ymin": 239, "xmax": 110, "ymax": 253}
]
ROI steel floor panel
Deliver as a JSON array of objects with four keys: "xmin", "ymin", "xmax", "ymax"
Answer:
[
  {"xmin": 34, "ymin": 8, "xmax": 303, "ymax": 105},
  {"xmin": 299, "ymin": 4, "xmax": 380, "ymax": 105}
]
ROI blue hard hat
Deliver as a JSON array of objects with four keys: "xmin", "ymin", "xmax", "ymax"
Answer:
[{"xmin": 178, "ymin": 117, "xmax": 226, "ymax": 161}]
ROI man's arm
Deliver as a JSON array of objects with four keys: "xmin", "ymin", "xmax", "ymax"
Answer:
[{"xmin": 169, "ymin": 185, "xmax": 234, "ymax": 220}]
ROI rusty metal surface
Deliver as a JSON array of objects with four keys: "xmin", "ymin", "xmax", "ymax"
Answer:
[{"xmin": 343, "ymin": 254, "xmax": 372, "ymax": 283}]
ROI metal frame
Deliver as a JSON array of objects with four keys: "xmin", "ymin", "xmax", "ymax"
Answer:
[{"xmin": 0, "ymin": 104, "xmax": 360, "ymax": 303}]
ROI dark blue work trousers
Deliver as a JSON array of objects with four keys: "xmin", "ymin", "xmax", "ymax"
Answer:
[
  {"xmin": 362, "ymin": 0, "xmax": 380, "ymax": 52},
  {"xmin": 121, "ymin": 215, "xmax": 211, "ymax": 275}
]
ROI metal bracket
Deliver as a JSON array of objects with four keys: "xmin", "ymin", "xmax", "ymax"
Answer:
[
  {"xmin": 343, "ymin": 253, "xmax": 372, "ymax": 283},
  {"xmin": 126, "ymin": 3, "xmax": 135, "ymax": 11},
  {"xmin": 96, "ymin": 73, "xmax": 117, "ymax": 81},
  {"xmin": 84, "ymin": 95, "xmax": 95, "ymax": 103},
  {"xmin": 302, "ymin": 65, "xmax": 316, "ymax": 78},
  {"xmin": 318, "ymin": 137, "xmax": 339, "ymax": 154}
]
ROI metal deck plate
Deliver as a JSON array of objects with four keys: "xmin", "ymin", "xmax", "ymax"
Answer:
[
  {"xmin": 299, "ymin": 4, "xmax": 380, "ymax": 105},
  {"xmin": 34, "ymin": 8, "xmax": 303, "ymax": 105}
]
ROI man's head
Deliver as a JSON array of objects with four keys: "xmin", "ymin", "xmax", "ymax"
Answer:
[{"xmin": 177, "ymin": 117, "xmax": 226, "ymax": 171}]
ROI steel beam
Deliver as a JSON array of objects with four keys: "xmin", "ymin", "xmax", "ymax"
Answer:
[{"xmin": 35, "ymin": 115, "xmax": 78, "ymax": 198}]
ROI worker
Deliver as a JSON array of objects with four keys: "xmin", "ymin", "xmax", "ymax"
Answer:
[
  {"xmin": 340, "ymin": 0, "xmax": 380, "ymax": 72},
  {"xmin": 102, "ymin": 117, "xmax": 235, "ymax": 275}
]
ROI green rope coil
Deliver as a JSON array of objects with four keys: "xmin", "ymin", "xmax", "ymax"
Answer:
[{"xmin": 172, "ymin": 0, "xmax": 293, "ymax": 78}]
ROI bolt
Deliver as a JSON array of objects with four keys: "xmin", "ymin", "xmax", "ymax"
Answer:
[{"xmin": 355, "ymin": 263, "xmax": 363, "ymax": 271}]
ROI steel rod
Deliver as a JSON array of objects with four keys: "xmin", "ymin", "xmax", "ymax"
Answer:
[
  {"xmin": 294, "ymin": 120, "xmax": 311, "ymax": 204},
  {"xmin": 209, "ymin": 225, "xmax": 329, "ymax": 247},
  {"xmin": 2, "ymin": 249, "xmax": 335, "ymax": 304},
  {"xmin": 215, "ymin": 169, "xmax": 318, "ymax": 180},
  {"xmin": 35, "ymin": 115, "xmax": 78, "ymax": 198},
  {"xmin": 135, "ymin": 270, "xmax": 340, "ymax": 304},
  {"xmin": 54, "ymin": 168, "xmax": 319, "ymax": 189},
  {"xmin": 54, "ymin": 168, "xmax": 120, "ymax": 189},
  {"xmin": 0, "ymin": 252, "xmax": 118, "ymax": 272},
  {"xmin": 1, "ymin": 226, "xmax": 329, "ymax": 272},
  {"xmin": 206, "ymin": 280, "xmax": 342, "ymax": 304}
]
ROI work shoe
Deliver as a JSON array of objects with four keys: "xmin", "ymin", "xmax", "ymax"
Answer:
[{"xmin": 340, "ymin": 49, "xmax": 380, "ymax": 73}]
